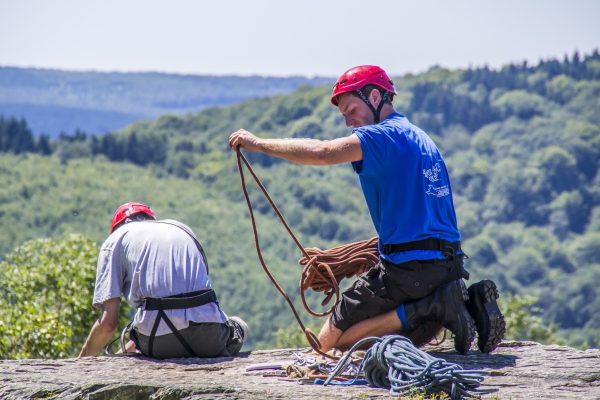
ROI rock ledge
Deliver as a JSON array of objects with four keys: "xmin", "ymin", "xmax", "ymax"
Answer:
[{"xmin": 1, "ymin": 341, "xmax": 599, "ymax": 399}]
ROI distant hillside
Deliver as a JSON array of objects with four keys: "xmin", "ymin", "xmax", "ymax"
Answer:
[{"xmin": 0, "ymin": 67, "xmax": 330, "ymax": 136}]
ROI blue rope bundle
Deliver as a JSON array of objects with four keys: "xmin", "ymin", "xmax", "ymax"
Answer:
[{"xmin": 324, "ymin": 335, "xmax": 494, "ymax": 400}]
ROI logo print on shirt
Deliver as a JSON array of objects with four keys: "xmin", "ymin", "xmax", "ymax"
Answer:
[
  {"xmin": 423, "ymin": 163, "xmax": 441, "ymax": 182},
  {"xmin": 423, "ymin": 163, "xmax": 449, "ymax": 197},
  {"xmin": 426, "ymin": 184, "xmax": 450, "ymax": 197}
]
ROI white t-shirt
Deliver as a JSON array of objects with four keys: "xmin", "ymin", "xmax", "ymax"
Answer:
[{"xmin": 93, "ymin": 219, "xmax": 228, "ymax": 336}]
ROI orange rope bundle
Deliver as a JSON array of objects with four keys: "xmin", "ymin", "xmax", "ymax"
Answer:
[{"xmin": 299, "ymin": 237, "xmax": 380, "ymax": 316}]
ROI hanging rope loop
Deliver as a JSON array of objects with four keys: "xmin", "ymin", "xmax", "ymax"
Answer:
[
  {"xmin": 304, "ymin": 328, "xmax": 322, "ymax": 351},
  {"xmin": 236, "ymin": 149, "xmax": 337, "ymax": 359}
]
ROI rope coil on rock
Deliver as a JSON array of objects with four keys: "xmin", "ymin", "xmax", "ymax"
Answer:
[{"xmin": 325, "ymin": 335, "xmax": 494, "ymax": 399}]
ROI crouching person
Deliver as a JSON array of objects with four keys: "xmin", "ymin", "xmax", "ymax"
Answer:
[{"xmin": 79, "ymin": 201, "xmax": 248, "ymax": 359}]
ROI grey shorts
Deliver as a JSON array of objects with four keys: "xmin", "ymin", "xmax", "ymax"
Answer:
[
  {"xmin": 131, "ymin": 320, "xmax": 244, "ymax": 359},
  {"xmin": 331, "ymin": 257, "xmax": 466, "ymax": 331}
]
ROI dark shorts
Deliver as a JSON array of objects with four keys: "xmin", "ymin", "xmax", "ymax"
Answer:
[
  {"xmin": 331, "ymin": 257, "xmax": 467, "ymax": 331},
  {"xmin": 131, "ymin": 320, "xmax": 244, "ymax": 359}
]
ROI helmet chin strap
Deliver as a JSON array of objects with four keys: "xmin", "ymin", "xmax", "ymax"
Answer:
[{"xmin": 355, "ymin": 89, "xmax": 389, "ymax": 123}]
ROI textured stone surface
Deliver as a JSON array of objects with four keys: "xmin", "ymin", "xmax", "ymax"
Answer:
[{"xmin": 1, "ymin": 341, "xmax": 599, "ymax": 399}]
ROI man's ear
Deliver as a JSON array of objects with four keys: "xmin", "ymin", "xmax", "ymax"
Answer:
[{"xmin": 368, "ymin": 88, "xmax": 381, "ymax": 108}]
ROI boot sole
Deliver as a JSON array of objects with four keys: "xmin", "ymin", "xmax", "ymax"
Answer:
[
  {"xmin": 466, "ymin": 280, "xmax": 506, "ymax": 353},
  {"xmin": 452, "ymin": 280, "xmax": 476, "ymax": 355}
]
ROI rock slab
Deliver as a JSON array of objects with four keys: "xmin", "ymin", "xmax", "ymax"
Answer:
[{"xmin": 1, "ymin": 341, "xmax": 599, "ymax": 399}]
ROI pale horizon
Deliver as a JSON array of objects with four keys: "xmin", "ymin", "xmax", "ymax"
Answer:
[{"xmin": 1, "ymin": 0, "xmax": 599, "ymax": 78}]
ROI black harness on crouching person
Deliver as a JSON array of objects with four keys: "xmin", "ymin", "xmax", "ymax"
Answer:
[
  {"xmin": 382, "ymin": 238, "xmax": 469, "ymax": 280},
  {"xmin": 139, "ymin": 289, "xmax": 218, "ymax": 357}
]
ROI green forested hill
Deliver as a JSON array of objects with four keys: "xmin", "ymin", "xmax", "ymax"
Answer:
[{"xmin": 1, "ymin": 51, "xmax": 599, "ymax": 350}]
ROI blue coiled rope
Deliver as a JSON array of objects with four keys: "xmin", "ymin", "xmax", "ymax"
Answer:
[{"xmin": 324, "ymin": 335, "xmax": 495, "ymax": 399}]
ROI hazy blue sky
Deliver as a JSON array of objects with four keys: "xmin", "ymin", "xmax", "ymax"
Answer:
[{"xmin": 1, "ymin": 0, "xmax": 599, "ymax": 77}]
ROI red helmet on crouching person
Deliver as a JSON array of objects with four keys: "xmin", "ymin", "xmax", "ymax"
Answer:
[
  {"xmin": 110, "ymin": 201, "xmax": 156, "ymax": 233},
  {"xmin": 331, "ymin": 65, "xmax": 397, "ymax": 123}
]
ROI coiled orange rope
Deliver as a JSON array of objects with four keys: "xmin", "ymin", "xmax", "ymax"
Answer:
[{"xmin": 299, "ymin": 237, "xmax": 379, "ymax": 316}]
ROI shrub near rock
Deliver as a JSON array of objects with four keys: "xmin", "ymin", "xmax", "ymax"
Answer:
[{"xmin": 0, "ymin": 234, "xmax": 130, "ymax": 359}]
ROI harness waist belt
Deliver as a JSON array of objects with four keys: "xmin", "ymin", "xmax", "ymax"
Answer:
[
  {"xmin": 382, "ymin": 238, "xmax": 461, "ymax": 255},
  {"xmin": 142, "ymin": 289, "xmax": 217, "ymax": 311},
  {"xmin": 138, "ymin": 289, "xmax": 218, "ymax": 358}
]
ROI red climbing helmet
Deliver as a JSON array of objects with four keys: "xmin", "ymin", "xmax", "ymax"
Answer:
[
  {"xmin": 330, "ymin": 65, "xmax": 397, "ymax": 106},
  {"xmin": 110, "ymin": 201, "xmax": 156, "ymax": 233}
]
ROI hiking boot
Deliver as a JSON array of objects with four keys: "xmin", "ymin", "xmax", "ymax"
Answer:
[
  {"xmin": 404, "ymin": 322, "xmax": 444, "ymax": 348},
  {"xmin": 404, "ymin": 280, "xmax": 476, "ymax": 354},
  {"xmin": 222, "ymin": 316, "xmax": 248, "ymax": 356},
  {"xmin": 229, "ymin": 316, "xmax": 249, "ymax": 342},
  {"xmin": 465, "ymin": 280, "xmax": 506, "ymax": 353}
]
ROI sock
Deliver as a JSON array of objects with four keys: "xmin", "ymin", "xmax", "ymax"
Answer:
[{"xmin": 396, "ymin": 303, "xmax": 407, "ymax": 327}]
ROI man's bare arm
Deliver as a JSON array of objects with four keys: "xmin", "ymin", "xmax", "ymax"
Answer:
[
  {"xmin": 79, "ymin": 298, "xmax": 120, "ymax": 357},
  {"xmin": 228, "ymin": 129, "xmax": 362, "ymax": 166}
]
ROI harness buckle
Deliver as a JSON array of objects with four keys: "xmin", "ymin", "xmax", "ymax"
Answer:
[{"xmin": 443, "ymin": 245, "xmax": 456, "ymax": 261}]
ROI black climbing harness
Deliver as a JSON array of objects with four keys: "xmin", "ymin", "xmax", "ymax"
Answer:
[
  {"xmin": 382, "ymin": 238, "xmax": 462, "ymax": 257},
  {"xmin": 383, "ymin": 238, "xmax": 469, "ymax": 281},
  {"xmin": 139, "ymin": 289, "xmax": 218, "ymax": 357}
]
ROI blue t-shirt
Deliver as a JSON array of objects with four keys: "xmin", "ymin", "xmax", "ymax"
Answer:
[{"xmin": 351, "ymin": 113, "xmax": 460, "ymax": 264}]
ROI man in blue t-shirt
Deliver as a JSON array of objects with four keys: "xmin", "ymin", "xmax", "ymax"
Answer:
[{"xmin": 229, "ymin": 65, "xmax": 505, "ymax": 355}]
